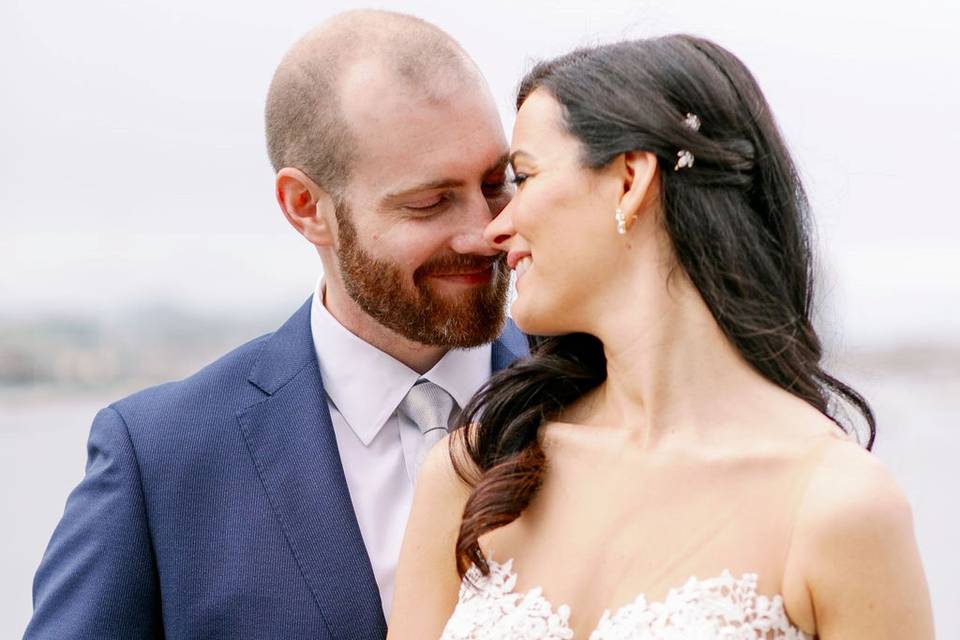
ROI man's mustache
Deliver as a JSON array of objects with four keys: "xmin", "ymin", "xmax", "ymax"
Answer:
[{"xmin": 415, "ymin": 253, "xmax": 506, "ymax": 279}]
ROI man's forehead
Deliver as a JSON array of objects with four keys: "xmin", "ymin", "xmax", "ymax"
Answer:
[
  {"xmin": 337, "ymin": 55, "xmax": 478, "ymax": 124},
  {"xmin": 337, "ymin": 58, "xmax": 401, "ymax": 123},
  {"xmin": 342, "ymin": 83, "xmax": 506, "ymax": 190}
]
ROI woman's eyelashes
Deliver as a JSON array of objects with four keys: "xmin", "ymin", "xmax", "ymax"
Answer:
[
  {"xmin": 506, "ymin": 163, "xmax": 531, "ymax": 188},
  {"xmin": 509, "ymin": 172, "xmax": 529, "ymax": 187}
]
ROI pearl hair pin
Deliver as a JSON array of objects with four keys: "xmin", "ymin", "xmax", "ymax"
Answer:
[
  {"xmin": 622, "ymin": 112, "xmax": 702, "ymax": 234},
  {"xmin": 675, "ymin": 112, "xmax": 701, "ymax": 171}
]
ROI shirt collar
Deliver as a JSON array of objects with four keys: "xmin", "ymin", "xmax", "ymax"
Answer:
[{"xmin": 310, "ymin": 281, "xmax": 491, "ymax": 446}]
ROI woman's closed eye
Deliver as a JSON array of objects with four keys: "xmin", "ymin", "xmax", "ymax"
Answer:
[{"xmin": 509, "ymin": 172, "xmax": 529, "ymax": 187}]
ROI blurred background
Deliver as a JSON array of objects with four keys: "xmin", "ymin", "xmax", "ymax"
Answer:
[{"xmin": 1, "ymin": 0, "xmax": 957, "ymax": 636}]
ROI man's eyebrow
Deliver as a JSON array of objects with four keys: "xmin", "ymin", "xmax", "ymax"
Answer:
[
  {"xmin": 484, "ymin": 152, "xmax": 510, "ymax": 176},
  {"xmin": 383, "ymin": 178, "xmax": 465, "ymax": 201},
  {"xmin": 383, "ymin": 152, "xmax": 512, "ymax": 201}
]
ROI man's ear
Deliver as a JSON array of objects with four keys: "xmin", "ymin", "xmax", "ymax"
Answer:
[
  {"xmin": 275, "ymin": 168, "xmax": 338, "ymax": 247},
  {"xmin": 616, "ymin": 150, "xmax": 659, "ymax": 230}
]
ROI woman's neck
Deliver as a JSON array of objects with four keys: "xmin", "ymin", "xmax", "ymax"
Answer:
[{"xmin": 583, "ymin": 267, "xmax": 769, "ymax": 450}]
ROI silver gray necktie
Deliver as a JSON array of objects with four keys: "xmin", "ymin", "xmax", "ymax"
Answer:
[{"xmin": 397, "ymin": 379, "xmax": 459, "ymax": 478}]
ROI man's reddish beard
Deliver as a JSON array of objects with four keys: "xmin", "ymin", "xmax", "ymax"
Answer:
[{"xmin": 335, "ymin": 201, "xmax": 510, "ymax": 348}]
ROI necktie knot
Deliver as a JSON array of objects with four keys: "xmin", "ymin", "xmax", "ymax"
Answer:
[
  {"xmin": 398, "ymin": 379, "xmax": 458, "ymax": 436},
  {"xmin": 398, "ymin": 379, "xmax": 459, "ymax": 477}
]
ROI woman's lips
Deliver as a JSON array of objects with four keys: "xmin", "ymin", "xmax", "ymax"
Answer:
[{"xmin": 506, "ymin": 251, "xmax": 531, "ymax": 270}]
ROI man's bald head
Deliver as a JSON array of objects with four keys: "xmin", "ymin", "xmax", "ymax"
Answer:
[{"xmin": 265, "ymin": 10, "xmax": 485, "ymax": 195}]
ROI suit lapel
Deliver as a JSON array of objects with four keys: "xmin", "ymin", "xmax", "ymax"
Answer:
[
  {"xmin": 238, "ymin": 300, "xmax": 386, "ymax": 639},
  {"xmin": 492, "ymin": 317, "xmax": 529, "ymax": 371},
  {"xmin": 238, "ymin": 302, "xmax": 528, "ymax": 639}
]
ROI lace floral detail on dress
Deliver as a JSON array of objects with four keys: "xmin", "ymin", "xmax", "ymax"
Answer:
[
  {"xmin": 590, "ymin": 570, "xmax": 811, "ymax": 640},
  {"xmin": 441, "ymin": 558, "xmax": 574, "ymax": 640},
  {"xmin": 440, "ymin": 558, "xmax": 812, "ymax": 640}
]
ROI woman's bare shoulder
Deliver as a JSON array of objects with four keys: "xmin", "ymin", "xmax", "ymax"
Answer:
[
  {"xmin": 788, "ymin": 437, "xmax": 933, "ymax": 637},
  {"xmin": 801, "ymin": 438, "xmax": 912, "ymax": 535}
]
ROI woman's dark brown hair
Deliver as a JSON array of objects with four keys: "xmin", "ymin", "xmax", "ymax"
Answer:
[{"xmin": 451, "ymin": 35, "xmax": 875, "ymax": 578}]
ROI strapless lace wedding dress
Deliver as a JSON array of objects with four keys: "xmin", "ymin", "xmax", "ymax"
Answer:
[{"xmin": 440, "ymin": 557, "xmax": 811, "ymax": 640}]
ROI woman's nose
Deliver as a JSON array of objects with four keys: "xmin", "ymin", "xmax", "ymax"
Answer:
[{"xmin": 483, "ymin": 202, "xmax": 515, "ymax": 250}]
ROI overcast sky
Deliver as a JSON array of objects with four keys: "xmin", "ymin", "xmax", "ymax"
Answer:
[{"xmin": 2, "ymin": 0, "xmax": 958, "ymax": 349}]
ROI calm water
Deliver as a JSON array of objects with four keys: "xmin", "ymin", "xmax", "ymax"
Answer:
[{"xmin": 2, "ymin": 365, "xmax": 958, "ymax": 638}]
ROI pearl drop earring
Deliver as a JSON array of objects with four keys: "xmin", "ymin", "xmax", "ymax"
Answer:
[{"xmin": 615, "ymin": 207, "xmax": 627, "ymax": 235}]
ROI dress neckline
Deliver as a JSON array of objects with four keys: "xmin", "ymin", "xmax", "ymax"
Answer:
[{"xmin": 454, "ymin": 555, "xmax": 813, "ymax": 639}]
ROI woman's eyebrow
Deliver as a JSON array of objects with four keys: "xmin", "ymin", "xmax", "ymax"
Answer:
[{"xmin": 508, "ymin": 150, "xmax": 534, "ymax": 167}]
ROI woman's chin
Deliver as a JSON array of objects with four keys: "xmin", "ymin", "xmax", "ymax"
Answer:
[{"xmin": 509, "ymin": 298, "xmax": 563, "ymax": 336}]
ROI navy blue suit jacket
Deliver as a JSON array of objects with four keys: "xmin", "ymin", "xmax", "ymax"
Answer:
[{"xmin": 25, "ymin": 298, "xmax": 528, "ymax": 639}]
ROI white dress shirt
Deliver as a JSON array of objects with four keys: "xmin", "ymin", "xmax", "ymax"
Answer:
[{"xmin": 309, "ymin": 283, "xmax": 491, "ymax": 620}]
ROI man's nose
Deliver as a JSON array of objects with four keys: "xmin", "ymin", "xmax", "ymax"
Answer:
[
  {"xmin": 450, "ymin": 228, "xmax": 498, "ymax": 256},
  {"xmin": 449, "ymin": 196, "xmax": 502, "ymax": 256}
]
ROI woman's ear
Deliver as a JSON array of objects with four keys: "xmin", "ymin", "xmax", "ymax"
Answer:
[
  {"xmin": 275, "ymin": 168, "xmax": 338, "ymax": 247},
  {"xmin": 617, "ymin": 150, "xmax": 659, "ymax": 230}
]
